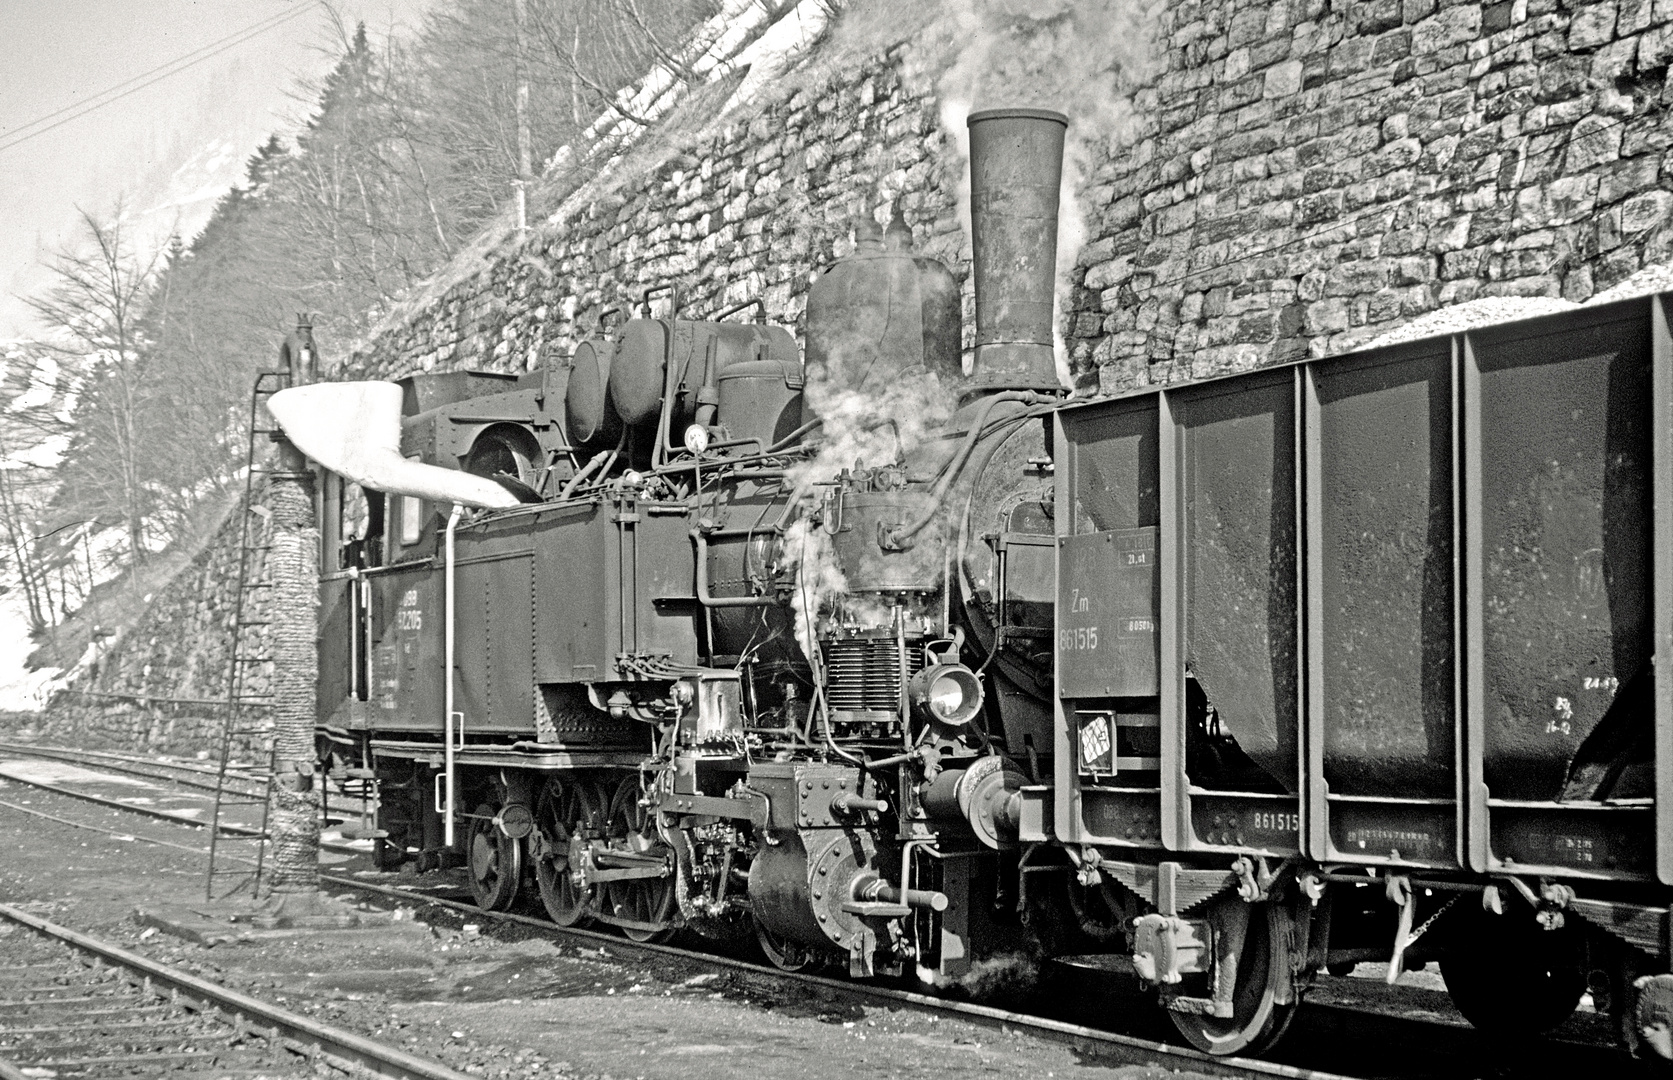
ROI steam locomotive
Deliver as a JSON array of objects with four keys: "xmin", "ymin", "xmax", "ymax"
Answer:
[{"xmin": 270, "ymin": 108, "xmax": 1673, "ymax": 1060}]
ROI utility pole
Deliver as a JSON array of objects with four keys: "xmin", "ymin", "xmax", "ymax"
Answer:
[{"xmin": 513, "ymin": 0, "xmax": 533, "ymax": 231}]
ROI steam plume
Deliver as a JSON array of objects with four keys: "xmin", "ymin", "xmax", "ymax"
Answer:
[{"xmin": 782, "ymin": 364, "xmax": 956, "ymax": 660}]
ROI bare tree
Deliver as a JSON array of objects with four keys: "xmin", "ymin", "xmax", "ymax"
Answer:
[{"xmin": 25, "ymin": 201, "xmax": 164, "ymax": 566}]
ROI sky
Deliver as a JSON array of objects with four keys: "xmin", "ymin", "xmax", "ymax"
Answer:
[
  {"xmin": 0, "ymin": 0, "xmax": 440, "ymax": 342},
  {"xmin": 0, "ymin": 0, "xmax": 440, "ymax": 709}
]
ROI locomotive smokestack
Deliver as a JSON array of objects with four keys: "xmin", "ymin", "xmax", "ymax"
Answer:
[{"xmin": 965, "ymin": 108, "xmax": 1068, "ymax": 392}]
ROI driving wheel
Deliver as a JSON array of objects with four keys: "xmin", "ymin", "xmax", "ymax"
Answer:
[
  {"xmin": 604, "ymin": 775, "xmax": 678, "ymax": 942},
  {"xmin": 533, "ymin": 777, "xmax": 597, "ymax": 926}
]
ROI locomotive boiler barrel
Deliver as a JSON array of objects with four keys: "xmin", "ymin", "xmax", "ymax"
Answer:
[{"xmin": 966, "ymin": 108, "xmax": 1066, "ymax": 393}]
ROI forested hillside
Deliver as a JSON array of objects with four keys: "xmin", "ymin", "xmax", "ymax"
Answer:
[{"xmin": 3, "ymin": 0, "xmax": 729, "ymax": 674}]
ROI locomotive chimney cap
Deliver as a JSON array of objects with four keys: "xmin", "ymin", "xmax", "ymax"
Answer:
[{"xmin": 966, "ymin": 107, "xmax": 1068, "ymax": 127}]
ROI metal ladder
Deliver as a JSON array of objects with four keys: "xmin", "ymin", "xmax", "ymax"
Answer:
[{"xmin": 205, "ymin": 370, "xmax": 291, "ymax": 900}]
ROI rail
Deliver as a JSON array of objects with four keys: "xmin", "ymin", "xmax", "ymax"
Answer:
[
  {"xmin": 320, "ymin": 873, "xmax": 1352, "ymax": 1080},
  {"xmin": 0, "ymin": 902, "xmax": 475, "ymax": 1080}
]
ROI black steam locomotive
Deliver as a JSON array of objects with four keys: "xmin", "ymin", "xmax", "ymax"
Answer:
[{"xmin": 273, "ymin": 108, "xmax": 1673, "ymax": 1060}]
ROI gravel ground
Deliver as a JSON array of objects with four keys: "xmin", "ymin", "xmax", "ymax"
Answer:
[{"xmin": 0, "ymin": 776, "xmax": 1217, "ymax": 1080}]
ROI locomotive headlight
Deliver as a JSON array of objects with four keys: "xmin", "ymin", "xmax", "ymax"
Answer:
[
  {"xmin": 908, "ymin": 664, "xmax": 984, "ymax": 727},
  {"xmin": 683, "ymin": 424, "xmax": 710, "ymax": 455},
  {"xmin": 930, "ymin": 678, "xmax": 966, "ymax": 717}
]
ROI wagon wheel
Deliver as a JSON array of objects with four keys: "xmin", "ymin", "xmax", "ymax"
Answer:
[
  {"xmin": 604, "ymin": 775, "xmax": 678, "ymax": 942},
  {"xmin": 466, "ymin": 801, "xmax": 522, "ymax": 912},
  {"xmin": 533, "ymin": 778, "xmax": 597, "ymax": 926},
  {"xmin": 754, "ymin": 919, "xmax": 821, "ymax": 973},
  {"xmin": 1439, "ymin": 901, "xmax": 1584, "ymax": 1038},
  {"xmin": 1167, "ymin": 899, "xmax": 1298, "ymax": 1057}
]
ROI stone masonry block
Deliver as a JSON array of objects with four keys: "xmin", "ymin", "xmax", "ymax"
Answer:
[
  {"xmin": 1266, "ymin": 59, "xmax": 1307, "ymax": 96},
  {"xmin": 1306, "ymin": 297, "xmax": 1351, "ymax": 333},
  {"xmin": 1622, "ymin": 189, "xmax": 1673, "ymax": 233},
  {"xmin": 1229, "ymin": 6, "xmax": 1270, "ymax": 46},
  {"xmin": 1565, "ymin": 115, "xmax": 1625, "ymax": 172},
  {"xmin": 1413, "ymin": 4, "xmax": 1484, "ymax": 53},
  {"xmin": 1567, "ymin": 1, "xmax": 1618, "ymax": 49},
  {"xmin": 1598, "ymin": 154, "xmax": 1660, "ymax": 205}
]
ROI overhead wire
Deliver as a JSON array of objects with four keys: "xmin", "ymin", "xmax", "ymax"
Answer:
[{"xmin": 0, "ymin": 2, "xmax": 322, "ymax": 156}]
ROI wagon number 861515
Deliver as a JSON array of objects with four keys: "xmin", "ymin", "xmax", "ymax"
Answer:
[{"xmin": 1060, "ymin": 626, "xmax": 1098, "ymax": 651}]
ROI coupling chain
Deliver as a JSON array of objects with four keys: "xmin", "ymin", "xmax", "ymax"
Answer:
[{"xmin": 1406, "ymin": 892, "xmax": 1461, "ymax": 946}]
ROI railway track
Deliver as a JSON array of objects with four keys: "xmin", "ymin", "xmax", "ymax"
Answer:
[
  {"xmin": 0, "ymin": 758, "xmax": 1343, "ymax": 1080},
  {"xmin": 0, "ymin": 751, "xmax": 1641, "ymax": 1079},
  {"xmin": 0, "ymin": 743, "xmax": 367, "ymax": 855},
  {"xmin": 0, "ymin": 740, "xmax": 270, "ymax": 792},
  {"xmin": 319, "ymin": 873, "xmax": 1351, "ymax": 1080},
  {"xmin": 0, "ymin": 901, "xmax": 474, "ymax": 1080},
  {"xmin": 0, "ymin": 739, "xmax": 368, "ymax": 818}
]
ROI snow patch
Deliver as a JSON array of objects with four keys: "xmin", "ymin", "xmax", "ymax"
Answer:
[{"xmin": 0, "ymin": 760, "xmax": 154, "ymax": 787}]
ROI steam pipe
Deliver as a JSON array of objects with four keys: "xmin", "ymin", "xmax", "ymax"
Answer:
[
  {"xmin": 559, "ymin": 428, "xmax": 626, "ymax": 499},
  {"xmin": 442, "ymin": 502, "xmax": 463, "ymax": 848},
  {"xmin": 765, "ymin": 417, "xmax": 823, "ymax": 452},
  {"xmin": 878, "ymin": 391, "xmax": 1037, "ymax": 550},
  {"xmin": 692, "ymin": 529, "xmax": 777, "ymax": 608}
]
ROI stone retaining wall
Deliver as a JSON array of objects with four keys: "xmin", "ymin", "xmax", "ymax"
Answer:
[
  {"xmin": 1080, "ymin": 0, "xmax": 1673, "ymax": 388},
  {"xmin": 349, "ymin": 42, "xmax": 965, "ymax": 381},
  {"xmin": 36, "ymin": 485, "xmax": 275, "ymax": 756}
]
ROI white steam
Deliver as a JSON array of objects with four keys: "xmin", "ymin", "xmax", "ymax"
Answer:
[
  {"xmin": 926, "ymin": 950, "xmax": 1042, "ymax": 998},
  {"xmin": 781, "ymin": 364, "xmax": 957, "ymax": 661},
  {"xmin": 935, "ymin": 0, "xmax": 1162, "ymax": 384}
]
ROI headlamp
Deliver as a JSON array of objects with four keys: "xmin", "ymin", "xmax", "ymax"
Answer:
[{"xmin": 907, "ymin": 663, "xmax": 984, "ymax": 727}]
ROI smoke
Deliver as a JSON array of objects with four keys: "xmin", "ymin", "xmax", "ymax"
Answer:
[
  {"xmin": 935, "ymin": 0, "xmax": 1162, "ymax": 383},
  {"xmin": 781, "ymin": 516, "xmax": 846, "ymax": 663},
  {"xmin": 928, "ymin": 950, "xmax": 1042, "ymax": 999},
  {"xmin": 780, "ymin": 363, "xmax": 957, "ymax": 660}
]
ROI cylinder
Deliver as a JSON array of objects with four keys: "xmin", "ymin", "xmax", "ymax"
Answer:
[
  {"xmin": 564, "ymin": 336, "xmax": 619, "ymax": 446},
  {"xmin": 829, "ymin": 490, "xmax": 943, "ymax": 593},
  {"xmin": 966, "ymin": 108, "xmax": 1067, "ymax": 393},
  {"xmin": 920, "ymin": 755, "xmax": 1027, "ymax": 849},
  {"xmin": 716, "ymin": 359, "xmax": 805, "ymax": 451},
  {"xmin": 607, "ymin": 319, "xmax": 669, "ymax": 427}
]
